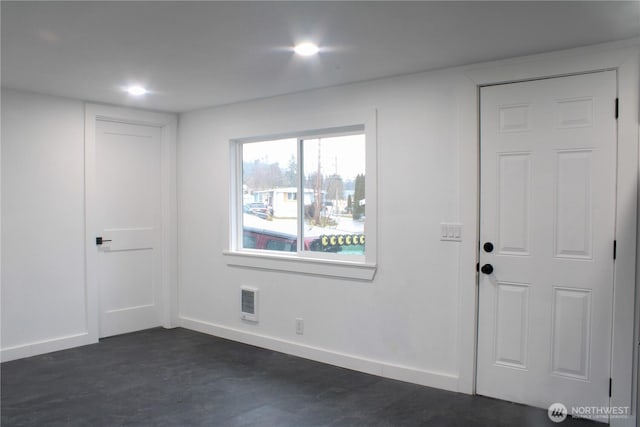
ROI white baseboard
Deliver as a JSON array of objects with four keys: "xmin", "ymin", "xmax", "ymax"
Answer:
[
  {"xmin": 179, "ymin": 316, "xmax": 460, "ymax": 392},
  {"xmin": 1, "ymin": 332, "xmax": 95, "ymax": 362}
]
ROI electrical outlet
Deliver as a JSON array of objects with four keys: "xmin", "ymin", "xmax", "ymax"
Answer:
[{"xmin": 296, "ymin": 318, "xmax": 304, "ymax": 335}]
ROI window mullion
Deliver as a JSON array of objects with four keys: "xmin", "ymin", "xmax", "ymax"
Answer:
[{"xmin": 297, "ymin": 138, "xmax": 304, "ymax": 253}]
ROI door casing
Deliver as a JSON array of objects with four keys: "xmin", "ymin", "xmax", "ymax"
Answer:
[
  {"xmin": 459, "ymin": 44, "xmax": 639, "ymax": 424},
  {"xmin": 476, "ymin": 71, "xmax": 617, "ymax": 410},
  {"xmin": 85, "ymin": 104, "xmax": 178, "ymax": 343}
]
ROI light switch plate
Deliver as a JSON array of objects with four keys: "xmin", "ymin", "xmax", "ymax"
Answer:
[{"xmin": 440, "ymin": 223, "xmax": 462, "ymax": 242}]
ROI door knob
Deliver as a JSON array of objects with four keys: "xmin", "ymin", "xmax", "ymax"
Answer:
[{"xmin": 480, "ymin": 264, "xmax": 494, "ymax": 275}]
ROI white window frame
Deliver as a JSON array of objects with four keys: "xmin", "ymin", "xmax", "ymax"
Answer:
[{"xmin": 223, "ymin": 112, "xmax": 377, "ymax": 281}]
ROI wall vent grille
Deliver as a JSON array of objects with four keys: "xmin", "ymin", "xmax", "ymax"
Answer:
[{"xmin": 241, "ymin": 286, "xmax": 258, "ymax": 322}]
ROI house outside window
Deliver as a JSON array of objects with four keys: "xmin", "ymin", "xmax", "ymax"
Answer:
[
  {"xmin": 237, "ymin": 132, "xmax": 366, "ymax": 257},
  {"xmin": 226, "ymin": 114, "xmax": 377, "ymax": 280}
]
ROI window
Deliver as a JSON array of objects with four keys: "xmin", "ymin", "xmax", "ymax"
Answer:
[
  {"xmin": 226, "ymin": 115, "xmax": 377, "ymax": 280},
  {"xmin": 237, "ymin": 130, "xmax": 366, "ymax": 259}
]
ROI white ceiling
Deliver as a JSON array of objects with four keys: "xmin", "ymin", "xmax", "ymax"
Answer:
[{"xmin": 3, "ymin": 1, "xmax": 640, "ymax": 113}]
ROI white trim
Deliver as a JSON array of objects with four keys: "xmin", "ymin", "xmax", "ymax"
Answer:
[
  {"xmin": 84, "ymin": 104, "xmax": 178, "ymax": 342},
  {"xmin": 463, "ymin": 40, "xmax": 638, "ymax": 86},
  {"xmin": 160, "ymin": 116, "xmax": 179, "ymax": 328},
  {"xmin": 611, "ymin": 52, "xmax": 640, "ymax": 420},
  {"xmin": 460, "ymin": 44, "xmax": 639, "ymax": 413},
  {"xmin": 0, "ymin": 81, "xmax": 3, "ymax": 365},
  {"xmin": 223, "ymin": 250, "xmax": 376, "ymax": 281},
  {"xmin": 455, "ymin": 75, "xmax": 480, "ymax": 394},
  {"xmin": 179, "ymin": 315, "xmax": 458, "ymax": 391},
  {"xmin": 1, "ymin": 333, "xmax": 93, "ymax": 362}
]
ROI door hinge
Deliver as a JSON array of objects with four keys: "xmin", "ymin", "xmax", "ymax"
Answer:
[
  {"xmin": 609, "ymin": 377, "xmax": 612, "ymax": 397},
  {"xmin": 613, "ymin": 240, "xmax": 617, "ymax": 260},
  {"xmin": 615, "ymin": 98, "xmax": 619, "ymax": 119}
]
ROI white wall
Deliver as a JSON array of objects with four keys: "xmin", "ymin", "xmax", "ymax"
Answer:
[
  {"xmin": 1, "ymin": 40, "xmax": 637, "ymax": 416},
  {"xmin": 1, "ymin": 89, "xmax": 89, "ymax": 360},
  {"xmin": 178, "ymin": 68, "xmax": 470, "ymax": 390},
  {"xmin": 177, "ymin": 41, "xmax": 640, "ymax": 401}
]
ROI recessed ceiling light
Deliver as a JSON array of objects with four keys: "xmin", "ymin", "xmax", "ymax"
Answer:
[
  {"xmin": 294, "ymin": 42, "xmax": 319, "ymax": 57},
  {"xmin": 126, "ymin": 86, "xmax": 148, "ymax": 96}
]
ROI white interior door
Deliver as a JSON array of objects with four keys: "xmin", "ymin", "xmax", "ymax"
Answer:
[
  {"xmin": 477, "ymin": 71, "xmax": 617, "ymax": 413},
  {"xmin": 96, "ymin": 119, "xmax": 163, "ymax": 338}
]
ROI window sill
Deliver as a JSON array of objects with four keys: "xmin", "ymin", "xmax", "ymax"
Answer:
[{"xmin": 223, "ymin": 250, "xmax": 377, "ymax": 281}]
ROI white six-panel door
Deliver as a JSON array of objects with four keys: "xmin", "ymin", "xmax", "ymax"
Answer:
[
  {"xmin": 96, "ymin": 119, "xmax": 163, "ymax": 338},
  {"xmin": 477, "ymin": 71, "xmax": 617, "ymax": 413}
]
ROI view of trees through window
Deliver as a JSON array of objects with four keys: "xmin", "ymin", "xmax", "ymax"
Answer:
[{"xmin": 241, "ymin": 134, "xmax": 366, "ymax": 255}]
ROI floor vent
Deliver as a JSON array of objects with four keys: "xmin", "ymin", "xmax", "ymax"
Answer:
[{"xmin": 241, "ymin": 286, "xmax": 258, "ymax": 322}]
